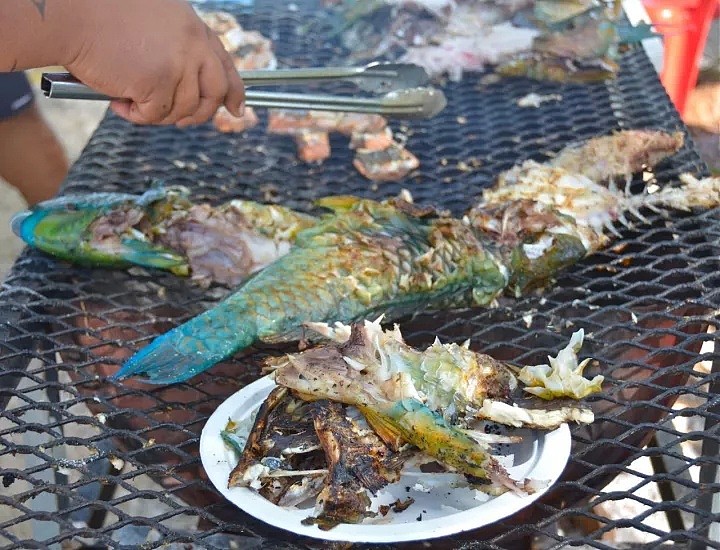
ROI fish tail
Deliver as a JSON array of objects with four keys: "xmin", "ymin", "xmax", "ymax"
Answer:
[
  {"xmin": 358, "ymin": 405, "xmax": 404, "ymax": 451},
  {"xmin": 112, "ymin": 307, "xmax": 258, "ymax": 384}
]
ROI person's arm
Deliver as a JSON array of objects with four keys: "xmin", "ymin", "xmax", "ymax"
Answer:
[
  {"xmin": 0, "ymin": 0, "xmax": 76, "ymax": 71},
  {"xmin": 0, "ymin": 0, "xmax": 245, "ymax": 127}
]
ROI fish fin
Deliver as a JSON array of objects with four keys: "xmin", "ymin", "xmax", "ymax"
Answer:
[
  {"xmin": 119, "ymin": 238, "xmax": 189, "ymax": 274},
  {"xmin": 370, "ymin": 399, "xmax": 520, "ymax": 489},
  {"xmin": 313, "ymin": 195, "xmax": 364, "ymax": 213},
  {"xmin": 628, "ymin": 206, "xmax": 650, "ymax": 224},
  {"xmin": 617, "ymin": 21, "xmax": 662, "ymax": 44},
  {"xmin": 135, "ymin": 183, "xmax": 168, "ymax": 206},
  {"xmin": 137, "ymin": 181, "xmax": 189, "ymax": 206},
  {"xmin": 358, "ymin": 405, "xmax": 404, "ymax": 451},
  {"xmin": 112, "ymin": 307, "xmax": 257, "ymax": 384}
]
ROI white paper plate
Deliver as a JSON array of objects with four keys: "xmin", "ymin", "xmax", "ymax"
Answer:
[{"xmin": 200, "ymin": 376, "xmax": 571, "ymax": 543}]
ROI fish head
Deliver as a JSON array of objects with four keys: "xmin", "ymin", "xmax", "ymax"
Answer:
[
  {"xmin": 11, "ymin": 185, "xmax": 187, "ymax": 260},
  {"xmin": 11, "ymin": 204, "xmax": 102, "ymax": 259}
]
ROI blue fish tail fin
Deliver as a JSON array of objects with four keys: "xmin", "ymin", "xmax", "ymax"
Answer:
[{"xmin": 112, "ymin": 308, "xmax": 257, "ymax": 384}]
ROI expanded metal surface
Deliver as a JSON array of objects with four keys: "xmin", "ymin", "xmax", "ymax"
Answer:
[{"xmin": 2, "ymin": 2, "xmax": 719, "ymax": 549}]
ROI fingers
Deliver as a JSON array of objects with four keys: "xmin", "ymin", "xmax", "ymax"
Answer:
[
  {"xmin": 109, "ymin": 99, "xmax": 133, "ymax": 121},
  {"xmin": 175, "ymin": 54, "xmax": 228, "ymax": 128},
  {"xmin": 110, "ymin": 26, "xmax": 244, "ymax": 127},
  {"xmin": 125, "ymin": 79, "xmax": 178, "ymax": 125},
  {"xmin": 208, "ymin": 34, "xmax": 245, "ymax": 117},
  {"xmin": 222, "ymin": 57, "xmax": 245, "ymax": 117},
  {"xmin": 175, "ymin": 96, "xmax": 218, "ymax": 129},
  {"xmin": 157, "ymin": 68, "xmax": 201, "ymax": 125},
  {"xmin": 110, "ymin": 66, "xmax": 179, "ymax": 125},
  {"xmin": 112, "ymin": 94, "xmax": 174, "ymax": 125}
]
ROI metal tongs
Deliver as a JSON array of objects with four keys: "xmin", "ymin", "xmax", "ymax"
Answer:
[{"xmin": 41, "ymin": 62, "xmax": 447, "ymax": 120}]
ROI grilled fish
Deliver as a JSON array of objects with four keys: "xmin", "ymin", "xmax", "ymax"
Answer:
[
  {"xmin": 110, "ymin": 129, "xmax": 720, "ymax": 385},
  {"xmin": 329, "ymin": 0, "xmax": 653, "ymax": 82},
  {"xmin": 227, "ymin": 317, "xmax": 599, "ymax": 526},
  {"xmin": 304, "ymin": 400, "xmax": 405, "ymax": 529},
  {"xmin": 226, "ymin": 388, "xmax": 404, "ymax": 523},
  {"xmin": 227, "ymin": 386, "xmax": 328, "ymax": 507}
]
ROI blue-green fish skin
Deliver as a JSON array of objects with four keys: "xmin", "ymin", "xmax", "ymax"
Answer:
[
  {"xmin": 12, "ymin": 184, "xmax": 317, "ymax": 283},
  {"xmin": 362, "ymin": 398, "xmax": 499, "ymax": 481}
]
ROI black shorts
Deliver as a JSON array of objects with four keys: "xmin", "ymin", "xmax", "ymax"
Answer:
[{"xmin": 0, "ymin": 72, "xmax": 35, "ymax": 120}]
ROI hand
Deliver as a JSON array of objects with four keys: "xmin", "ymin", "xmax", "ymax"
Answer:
[{"xmin": 64, "ymin": 0, "xmax": 245, "ymax": 127}]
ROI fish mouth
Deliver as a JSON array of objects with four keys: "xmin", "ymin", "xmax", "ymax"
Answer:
[{"xmin": 10, "ymin": 211, "xmax": 31, "ymax": 239}]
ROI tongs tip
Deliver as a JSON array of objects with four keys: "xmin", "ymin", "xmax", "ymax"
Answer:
[
  {"xmin": 383, "ymin": 87, "xmax": 447, "ymax": 119},
  {"xmin": 361, "ymin": 62, "xmax": 431, "ymax": 92}
]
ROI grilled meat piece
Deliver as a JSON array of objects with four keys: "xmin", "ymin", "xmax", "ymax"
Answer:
[{"xmin": 353, "ymin": 142, "xmax": 420, "ymax": 181}]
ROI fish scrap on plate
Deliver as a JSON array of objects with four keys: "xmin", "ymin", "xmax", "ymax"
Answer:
[
  {"xmin": 14, "ymin": 129, "xmax": 720, "ymax": 386},
  {"xmin": 221, "ymin": 318, "xmax": 602, "ymax": 528}
]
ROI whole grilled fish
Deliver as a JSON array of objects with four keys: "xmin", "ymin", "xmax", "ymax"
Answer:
[
  {"xmin": 12, "ymin": 184, "xmax": 316, "ymax": 288},
  {"xmin": 111, "ymin": 129, "xmax": 720, "ymax": 385}
]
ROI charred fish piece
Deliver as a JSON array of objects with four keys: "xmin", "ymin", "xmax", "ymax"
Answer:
[
  {"xmin": 228, "ymin": 387, "xmax": 327, "ymax": 506},
  {"xmin": 303, "ymin": 400, "xmax": 406, "ymax": 529}
]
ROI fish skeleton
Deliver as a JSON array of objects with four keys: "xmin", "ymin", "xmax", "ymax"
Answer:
[{"xmin": 107, "ymin": 129, "xmax": 720, "ymax": 385}]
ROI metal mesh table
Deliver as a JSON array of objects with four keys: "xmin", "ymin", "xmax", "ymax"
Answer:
[{"xmin": 1, "ymin": 2, "xmax": 719, "ymax": 548}]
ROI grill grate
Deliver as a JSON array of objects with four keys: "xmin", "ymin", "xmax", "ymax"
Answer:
[{"xmin": 1, "ymin": 2, "xmax": 719, "ymax": 549}]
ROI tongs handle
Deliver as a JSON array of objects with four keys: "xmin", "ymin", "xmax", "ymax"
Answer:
[
  {"xmin": 240, "ymin": 62, "xmax": 430, "ymax": 93},
  {"xmin": 40, "ymin": 73, "xmax": 447, "ymax": 120},
  {"xmin": 40, "ymin": 63, "xmax": 428, "ymax": 96}
]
